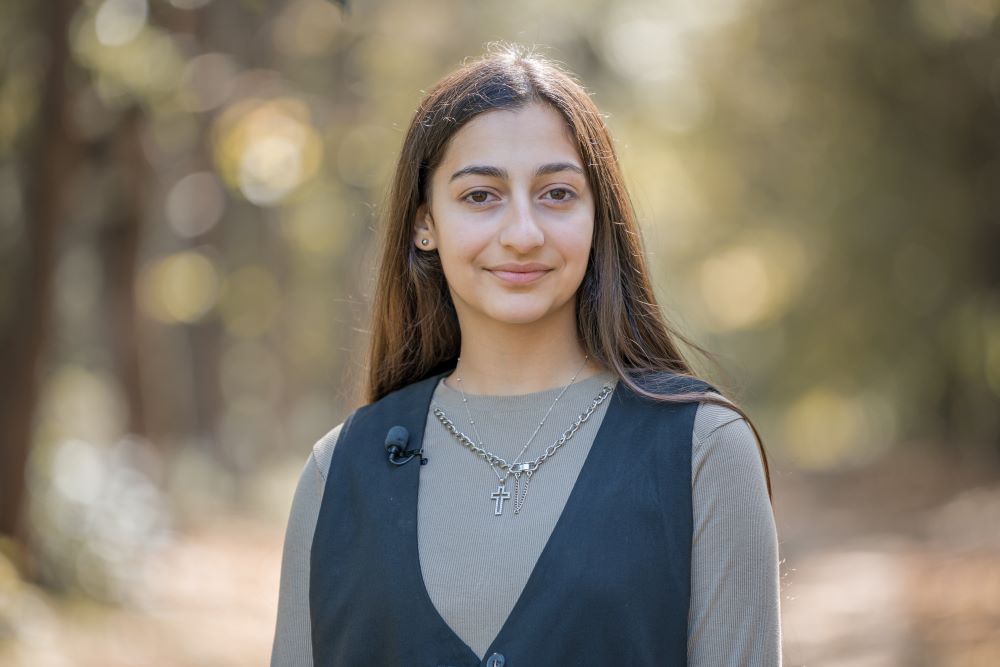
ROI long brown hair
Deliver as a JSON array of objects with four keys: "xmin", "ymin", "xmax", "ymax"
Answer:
[{"xmin": 364, "ymin": 43, "xmax": 773, "ymax": 501}]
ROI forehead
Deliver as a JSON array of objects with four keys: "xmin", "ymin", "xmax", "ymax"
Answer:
[{"xmin": 438, "ymin": 103, "xmax": 581, "ymax": 171}]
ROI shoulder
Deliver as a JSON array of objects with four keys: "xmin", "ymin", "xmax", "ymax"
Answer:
[
  {"xmin": 308, "ymin": 372, "xmax": 448, "ymax": 480},
  {"xmin": 693, "ymin": 391, "xmax": 745, "ymax": 444},
  {"xmin": 691, "ymin": 392, "xmax": 766, "ymax": 488},
  {"xmin": 310, "ymin": 421, "xmax": 348, "ymax": 483},
  {"xmin": 628, "ymin": 370, "xmax": 718, "ymax": 398},
  {"xmin": 367, "ymin": 370, "xmax": 451, "ymax": 409}
]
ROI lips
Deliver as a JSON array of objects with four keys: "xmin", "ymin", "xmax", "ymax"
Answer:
[{"xmin": 486, "ymin": 263, "xmax": 552, "ymax": 285}]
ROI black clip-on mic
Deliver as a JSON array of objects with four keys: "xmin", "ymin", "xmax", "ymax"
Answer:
[{"xmin": 385, "ymin": 425, "xmax": 427, "ymax": 466}]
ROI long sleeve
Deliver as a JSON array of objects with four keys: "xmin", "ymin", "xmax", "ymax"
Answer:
[
  {"xmin": 687, "ymin": 399, "xmax": 782, "ymax": 666},
  {"xmin": 270, "ymin": 424, "xmax": 343, "ymax": 667}
]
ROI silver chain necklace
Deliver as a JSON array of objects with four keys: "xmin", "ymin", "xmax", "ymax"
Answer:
[
  {"xmin": 457, "ymin": 355, "xmax": 591, "ymax": 469},
  {"xmin": 431, "ymin": 362, "xmax": 614, "ymax": 516}
]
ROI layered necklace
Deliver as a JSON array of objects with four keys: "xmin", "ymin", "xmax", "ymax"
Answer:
[{"xmin": 430, "ymin": 355, "xmax": 614, "ymax": 516}]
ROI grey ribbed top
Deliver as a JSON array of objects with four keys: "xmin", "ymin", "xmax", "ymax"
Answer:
[{"xmin": 270, "ymin": 370, "xmax": 782, "ymax": 665}]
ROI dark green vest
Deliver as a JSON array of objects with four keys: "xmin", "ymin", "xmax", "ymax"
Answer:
[{"xmin": 311, "ymin": 369, "xmax": 711, "ymax": 666}]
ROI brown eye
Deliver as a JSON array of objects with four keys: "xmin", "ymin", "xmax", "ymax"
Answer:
[
  {"xmin": 464, "ymin": 190, "xmax": 494, "ymax": 205},
  {"xmin": 546, "ymin": 188, "xmax": 575, "ymax": 202}
]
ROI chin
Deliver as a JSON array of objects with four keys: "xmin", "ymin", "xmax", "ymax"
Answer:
[
  {"xmin": 483, "ymin": 303, "xmax": 559, "ymax": 326},
  {"xmin": 486, "ymin": 312, "xmax": 545, "ymax": 326}
]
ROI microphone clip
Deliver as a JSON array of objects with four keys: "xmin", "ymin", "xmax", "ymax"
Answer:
[
  {"xmin": 385, "ymin": 425, "xmax": 428, "ymax": 466},
  {"xmin": 387, "ymin": 447, "xmax": 427, "ymax": 466}
]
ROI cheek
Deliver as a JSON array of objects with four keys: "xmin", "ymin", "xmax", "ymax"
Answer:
[
  {"xmin": 436, "ymin": 247, "xmax": 466, "ymax": 285},
  {"xmin": 436, "ymin": 226, "xmax": 488, "ymax": 277},
  {"xmin": 563, "ymin": 219, "xmax": 595, "ymax": 270}
]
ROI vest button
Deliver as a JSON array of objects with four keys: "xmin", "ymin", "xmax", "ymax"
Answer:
[{"xmin": 486, "ymin": 653, "xmax": 505, "ymax": 667}]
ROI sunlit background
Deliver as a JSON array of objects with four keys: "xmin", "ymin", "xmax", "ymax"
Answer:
[{"xmin": 1, "ymin": 0, "xmax": 999, "ymax": 665}]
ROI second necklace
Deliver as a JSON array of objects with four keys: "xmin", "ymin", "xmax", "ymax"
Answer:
[{"xmin": 431, "ymin": 356, "xmax": 613, "ymax": 515}]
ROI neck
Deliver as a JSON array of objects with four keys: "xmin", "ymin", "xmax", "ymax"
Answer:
[{"xmin": 446, "ymin": 311, "xmax": 607, "ymax": 395}]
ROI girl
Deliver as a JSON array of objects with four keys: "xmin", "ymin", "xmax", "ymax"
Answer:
[{"xmin": 271, "ymin": 44, "xmax": 781, "ymax": 666}]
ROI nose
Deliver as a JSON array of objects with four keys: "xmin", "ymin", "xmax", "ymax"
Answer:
[{"xmin": 498, "ymin": 195, "xmax": 544, "ymax": 253}]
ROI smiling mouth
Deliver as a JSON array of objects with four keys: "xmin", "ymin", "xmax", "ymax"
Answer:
[{"xmin": 487, "ymin": 269, "xmax": 551, "ymax": 285}]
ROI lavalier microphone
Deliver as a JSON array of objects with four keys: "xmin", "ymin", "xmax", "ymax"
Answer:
[{"xmin": 385, "ymin": 426, "xmax": 427, "ymax": 466}]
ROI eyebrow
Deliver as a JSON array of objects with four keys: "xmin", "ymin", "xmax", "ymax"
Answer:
[{"xmin": 448, "ymin": 161, "xmax": 585, "ymax": 183}]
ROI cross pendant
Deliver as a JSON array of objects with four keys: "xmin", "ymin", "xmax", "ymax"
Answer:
[{"xmin": 491, "ymin": 484, "xmax": 511, "ymax": 516}]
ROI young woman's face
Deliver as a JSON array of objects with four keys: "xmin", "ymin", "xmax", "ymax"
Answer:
[{"xmin": 415, "ymin": 102, "xmax": 595, "ymax": 330}]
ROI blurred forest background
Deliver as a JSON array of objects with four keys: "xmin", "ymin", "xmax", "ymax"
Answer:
[{"xmin": 1, "ymin": 0, "xmax": 999, "ymax": 665}]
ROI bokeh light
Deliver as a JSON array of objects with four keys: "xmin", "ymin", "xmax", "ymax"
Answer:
[
  {"xmin": 213, "ymin": 96, "xmax": 323, "ymax": 206},
  {"xmin": 136, "ymin": 250, "xmax": 221, "ymax": 324},
  {"xmin": 94, "ymin": 0, "xmax": 148, "ymax": 47},
  {"xmin": 166, "ymin": 171, "xmax": 227, "ymax": 238},
  {"xmin": 782, "ymin": 387, "xmax": 897, "ymax": 470}
]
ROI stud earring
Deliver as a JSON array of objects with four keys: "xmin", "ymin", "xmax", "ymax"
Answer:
[{"xmin": 421, "ymin": 238, "xmax": 430, "ymax": 246}]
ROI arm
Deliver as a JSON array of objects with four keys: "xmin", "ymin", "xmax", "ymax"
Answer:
[
  {"xmin": 687, "ymin": 400, "xmax": 782, "ymax": 666},
  {"xmin": 270, "ymin": 424, "xmax": 343, "ymax": 667}
]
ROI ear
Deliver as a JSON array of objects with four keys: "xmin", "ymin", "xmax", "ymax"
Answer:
[{"xmin": 412, "ymin": 203, "xmax": 436, "ymax": 251}]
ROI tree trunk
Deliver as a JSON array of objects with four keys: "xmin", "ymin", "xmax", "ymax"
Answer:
[
  {"xmin": 0, "ymin": 0, "xmax": 79, "ymax": 543},
  {"xmin": 98, "ymin": 106, "xmax": 149, "ymax": 439}
]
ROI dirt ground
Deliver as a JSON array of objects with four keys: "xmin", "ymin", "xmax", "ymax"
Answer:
[
  {"xmin": 1, "ymin": 446, "xmax": 998, "ymax": 667},
  {"xmin": 777, "ymin": 445, "xmax": 1000, "ymax": 667}
]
